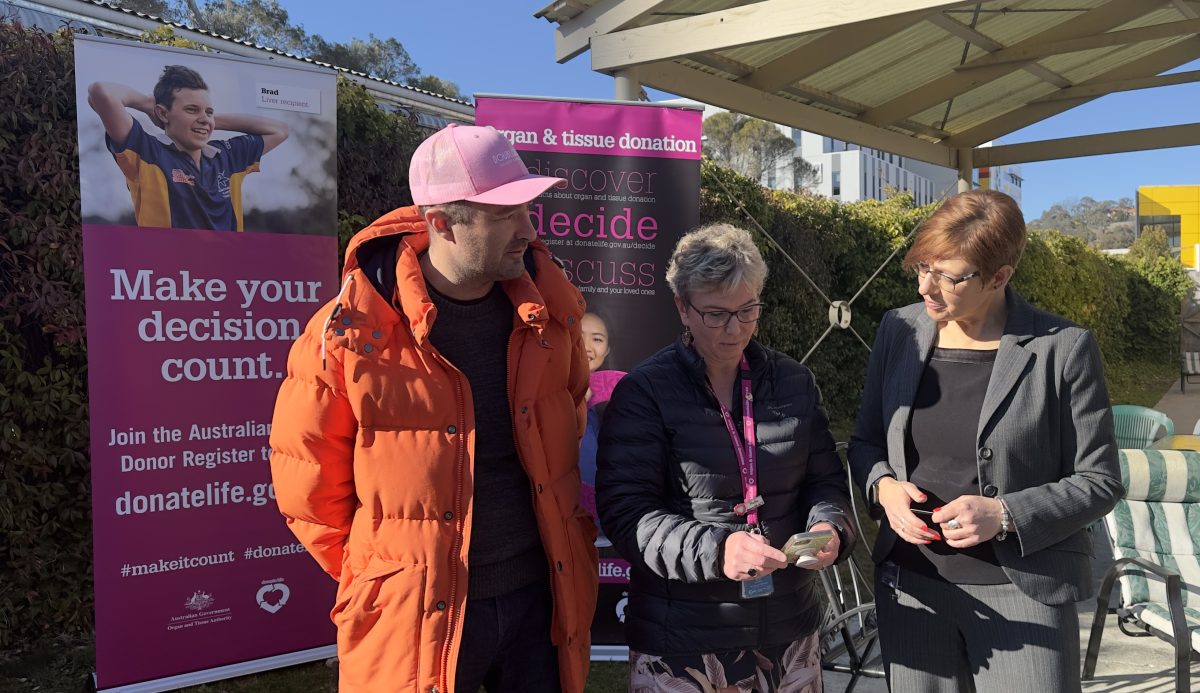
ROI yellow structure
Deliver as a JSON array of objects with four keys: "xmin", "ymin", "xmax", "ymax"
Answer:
[{"xmin": 1138, "ymin": 186, "xmax": 1199, "ymax": 269}]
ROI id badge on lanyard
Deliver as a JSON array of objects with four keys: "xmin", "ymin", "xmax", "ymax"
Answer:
[{"xmin": 716, "ymin": 354, "xmax": 774, "ymax": 599}]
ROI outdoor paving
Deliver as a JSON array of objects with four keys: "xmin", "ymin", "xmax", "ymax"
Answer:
[
  {"xmin": 1148, "ymin": 382, "xmax": 1199, "ymax": 437},
  {"xmin": 821, "ymin": 382, "xmax": 1200, "ymax": 693}
]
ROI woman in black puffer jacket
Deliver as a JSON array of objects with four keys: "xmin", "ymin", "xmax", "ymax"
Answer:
[{"xmin": 597, "ymin": 223, "xmax": 855, "ymax": 692}]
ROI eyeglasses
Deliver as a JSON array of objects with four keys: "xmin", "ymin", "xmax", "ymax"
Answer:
[
  {"xmin": 687, "ymin": 301, "xmax": 764, "ymax": 328},
  {"xmin": 914, "ymin": 262, "xmax": 980, "ymax": 294}
]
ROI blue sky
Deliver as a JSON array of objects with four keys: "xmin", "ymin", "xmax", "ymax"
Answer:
[{"xmin": 279, "ymin": 1, "xmax": 1200, "ymax": 220}]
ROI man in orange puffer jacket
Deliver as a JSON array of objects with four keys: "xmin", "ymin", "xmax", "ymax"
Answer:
[{"xmin": 270, "ymin": 124, "xmax": 598, "ymax": 692}]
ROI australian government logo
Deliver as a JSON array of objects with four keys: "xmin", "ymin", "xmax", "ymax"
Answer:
[
  {"xmin": 184, "ymin": 590, "xmax": 214, "ymax": 611},
  {"xmin": 167, "ymin": 589, "xmax": 232, "ymax": 632}
]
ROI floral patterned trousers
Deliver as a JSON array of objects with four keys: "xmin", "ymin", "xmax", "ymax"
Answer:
[{"xmin": 629, "ymin": 631, "xmax": 822, "ymax": 693}]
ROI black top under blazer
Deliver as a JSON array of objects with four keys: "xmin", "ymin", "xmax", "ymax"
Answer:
[
  {"xmin": 597, "ymin": 337, "xmax": 856, "ymax": 655},
  {"xmin": 848, "ymin": 288, "xmax": 1124, "ymax": 605}
]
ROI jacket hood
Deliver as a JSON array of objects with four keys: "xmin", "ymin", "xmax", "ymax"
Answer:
[
  {"xmin": 342, "ymin": 205, "xmax": 429, "ymax": 281},
  {"xmin": 338, "ymin": 205, "xmax": 585, "ymax": 346}
]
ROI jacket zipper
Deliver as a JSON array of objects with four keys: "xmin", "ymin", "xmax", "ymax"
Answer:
[
  {"xmin": 508, "ymin": 328, "xmax": 560, "ymax": 634},
  {"xmin": 423, "ymin": 343, "xmax": 467, "ymax": 693},
  {"xmin": 702, "ymin": 351, "xmax": 770, "ymax": 647},
  {"xmin": 442, "ymin": 372, "xmax": 465, "ymax": 693}
]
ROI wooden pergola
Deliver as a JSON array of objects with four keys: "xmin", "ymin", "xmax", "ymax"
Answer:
[{"xmin": 535, "ymin": 0, "xmax": 1200, "ymax": 190}]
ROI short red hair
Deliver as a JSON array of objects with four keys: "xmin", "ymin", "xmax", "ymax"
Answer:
[{"xmin": 904, "ymin": 189, "xmax": 1026, "ymax": 277}]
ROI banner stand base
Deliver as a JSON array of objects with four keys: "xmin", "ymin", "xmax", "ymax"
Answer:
[
  {"xmin": 591, "ymin": 645, "xmax": 629, "ymax": 662},
  {"xmin": 94, "ymin": 645, "xmax": 337, "ymax": 693},
  {"xmin": 93, "ymin": 643, "xmax": 623, "ymax": 690}
]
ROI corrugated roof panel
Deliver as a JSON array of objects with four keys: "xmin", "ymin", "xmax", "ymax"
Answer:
[
  {"xmin": 1040, "ymin": 37, "xmax": 1188, "ymax": 79},
  {"xmin": 1108, "ymin": 6, "xmax": 1188, "ymax": 31},
  {"xmin": 833, "ymin": 0, "xmax": 1173, "ymax": 111},
  {"xmin": 918, "ymin": 20, "xmax": 1189, "ymax": 134},
  {"xmin": 823, "ymin": 23, "xmax": 972, "ymax": 105},
  {"xmin": 549, "ymin": 0, "xmax": 1200, "ymax": 161},
  {"xmin": 934, "ymin": 72, "xmax": 1056, "ymax": 133},
  {"xmin": 53, "ymin": 0, "xmax": 473, "ymax": 106},
  {"xmin": 676, "ymin": 57, "xmax": 734, "ymax": 80},
  {"xmin": 962, "ymin": 0, "xmax": 1101, "ymax": 49},
  {"xmin": 930, "ymin": 38, "xmax": 1192, "ymax": 137},
  {"xmin": 721, "ymin": 31, "xmax": 829, "ymax": 70}
]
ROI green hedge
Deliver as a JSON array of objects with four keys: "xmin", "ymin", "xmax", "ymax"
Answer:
[
  {"xmin": 699, "ymin": 161, "xmax": 1190, "ymax": 425},
  {"xmin": 0, "ymin": 20, "xmax": 1189, "ymax": 647},
  {"xmin": 0, "ymin": 23, "xmax": 92, "ymax": 648},
  {"xmin": 698, "ymin": 161, "xmax": 922, "ymax": 424}
]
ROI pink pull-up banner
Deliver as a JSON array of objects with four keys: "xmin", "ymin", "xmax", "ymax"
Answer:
[
  {"xmin": 75, "ymin": 35, "xmax": 338, "ymax": 691},
  {"xmin": 476, "ymin": 95, "xmax": 703, "ymax": 652}
]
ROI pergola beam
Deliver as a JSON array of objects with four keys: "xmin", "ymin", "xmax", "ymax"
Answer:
[
  {"xmin": 1031, "ymin": 68, "xmax": 1200, "ymax": 102},
  {"xmin": 955, "ymin": 18, "xmax": 1200, "ymax": 70},
  {"xmin": 738, "ymin": 11, "xmax": 933, "ymax": 93},
  {"xmin": 926, "ymin": 12, "xmax": 1072, "ymax": 88},
  {"xmin": 943, "ymin": 36, "xmax": 1200, "ymax": 147},
  {"xmin": 860, "ymin": 0, "xmax": 1153, "ymax": 127},
  {"xmin": 590, "ymin": 0, "xmax": 972, "ymax": 73},
  {"xmin": 635, "ymin": 61, "xmax": 955, "ymax": 167},
  {"xmin": 975, "ymin": 123, "xmax": 1200, "ymax": 166},
  {"xmin": 549, "ymin": 0, "xmax": 673, "ymax": 63},
  {"xmin": 690, "ymin": 52, "xmax": 950, "ymax": 139},
  {"xmin": 779, "ymin": 86, "xmax": 951, "ymax": 140}
]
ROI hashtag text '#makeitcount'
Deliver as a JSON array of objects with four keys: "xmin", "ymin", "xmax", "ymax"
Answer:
[{"xmin": 122, "ymin": 550, "xmax": 235, "ymax": 577}]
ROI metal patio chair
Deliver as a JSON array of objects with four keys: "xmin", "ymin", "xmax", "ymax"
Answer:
[
  {"xmin": 819, "ymin": 445, "xmax": 885, "ymax": 693},
  {"xmin": 1084, "ymin": 449, "xmax": 1200, "ymax": 693}
]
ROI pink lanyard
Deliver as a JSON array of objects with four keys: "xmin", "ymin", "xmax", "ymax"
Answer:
[{"xmin": 713, "ymin": 355, "xmax": 759, "ymax": 526}]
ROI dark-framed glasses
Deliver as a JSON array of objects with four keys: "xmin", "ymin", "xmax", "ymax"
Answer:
[
  {"xmin": 914, "ymin": 262, "xmax": 980, "ymax": 294},
  {"xmin": 688, "ymin": 301, "xmax": 765, "ymax": 328}
]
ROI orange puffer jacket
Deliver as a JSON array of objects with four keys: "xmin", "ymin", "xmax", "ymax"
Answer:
[{"xmin": 269, "ymin": 206, "xmax": 598, "ymax": 693}]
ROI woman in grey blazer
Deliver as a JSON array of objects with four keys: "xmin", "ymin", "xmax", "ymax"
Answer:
[{"xmin": 848, "ymin": 190, "xmax": 1122, "ymax": 692}]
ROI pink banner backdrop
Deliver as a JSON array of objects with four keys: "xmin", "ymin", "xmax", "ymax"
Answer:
[
  {"xmin": 85, "ymin": 226, "xmax": 337, "ymax": 690},
  {"xmin": 474, "ymin": 97, "xmax": 702, "ymax": 161},
  {"xmin": 73, "ymin": 36, "xmax": 339, "ymax": 690},
  {"xmin": 477, "ymin": 96, "xmax": 702, "ymax": 647}
]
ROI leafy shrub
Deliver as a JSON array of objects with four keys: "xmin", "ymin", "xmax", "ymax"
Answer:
[{"xmin": 0, "ymin": 21, "xmax": 91, "ymax": 647}]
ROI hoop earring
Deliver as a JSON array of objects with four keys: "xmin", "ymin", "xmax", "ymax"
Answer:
[{"xmin": 682, "ymin": 324, "xmax": 693, "ymax": 346}]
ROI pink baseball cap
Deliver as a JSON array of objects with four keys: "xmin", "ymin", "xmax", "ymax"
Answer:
[{"xmin": 409, "ymin": 124, "xmax": 564, "ymax": 206}]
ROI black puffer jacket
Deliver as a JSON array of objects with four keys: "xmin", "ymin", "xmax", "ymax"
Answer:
[{"xmin": 596, "ymin": 337, "xmax": 855, "ymax": 655}]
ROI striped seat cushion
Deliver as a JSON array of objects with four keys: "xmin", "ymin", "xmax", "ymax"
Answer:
[
  {"xmin": 1184, "ymin": 352, "xmax": 1200, "ymax": 375},
  {"xmin": 1124, "ymin": 603, "xmax": 1200, "ymax": 652},
  {"xmin": 1105, "ymin": 450, "xmax": 1200, "ymax": 649},
  {"xmin": 1119, "ymin": 450, "xmax": 1200, "ymax": 503}
]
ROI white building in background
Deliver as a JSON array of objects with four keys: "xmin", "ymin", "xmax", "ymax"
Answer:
[
  {"xmin": 769, "ymin": 131, "xmax": 1023, "ymax": 207},
  {"xmin": 790, "ymin": 131, "xmax": 956, "ymax": 205},
  {"xmin": 697, "ymin": 103, "xmax": 1023, "ymax": 207}
]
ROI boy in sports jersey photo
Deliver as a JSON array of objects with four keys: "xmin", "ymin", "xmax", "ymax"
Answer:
[{"xmin": 87, "ymin": 65, "xmax": 289, "ymax": 231}]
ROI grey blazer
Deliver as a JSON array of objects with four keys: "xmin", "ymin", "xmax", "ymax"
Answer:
[{"xmin": 848, "ymin": 289, "xmax": 1123, "ymax": 605}]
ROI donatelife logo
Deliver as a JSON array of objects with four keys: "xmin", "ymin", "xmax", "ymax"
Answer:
[{"xmin": 256, "ymin": 578, "xmax": 289, "ymax": 614}]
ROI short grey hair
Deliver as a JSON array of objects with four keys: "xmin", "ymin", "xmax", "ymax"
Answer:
[
  {"xmin": 666, "ymin": 223, "xmax": 768, "ymax": 299},
  {"xmin": 419, "ymin": 201, "xmax": 478, "ymax": 227}
]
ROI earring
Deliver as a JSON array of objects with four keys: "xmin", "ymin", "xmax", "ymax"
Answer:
[{"xmin": 682, "ymin": 324, "xmax": 693, "ymax": 346}]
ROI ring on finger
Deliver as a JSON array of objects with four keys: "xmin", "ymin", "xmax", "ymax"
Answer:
[
  {"xmin": 747, "ymin": 567, "xmax": 759, "ymax": 578},
  {"xmin": 946, "ymin": 518, "xmax": 962, "ymax": 531}
]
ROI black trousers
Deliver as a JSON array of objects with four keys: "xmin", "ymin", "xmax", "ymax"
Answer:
[{"xmin": 454, "ymin": 580, "xmax": 561, "ymax": 692}]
